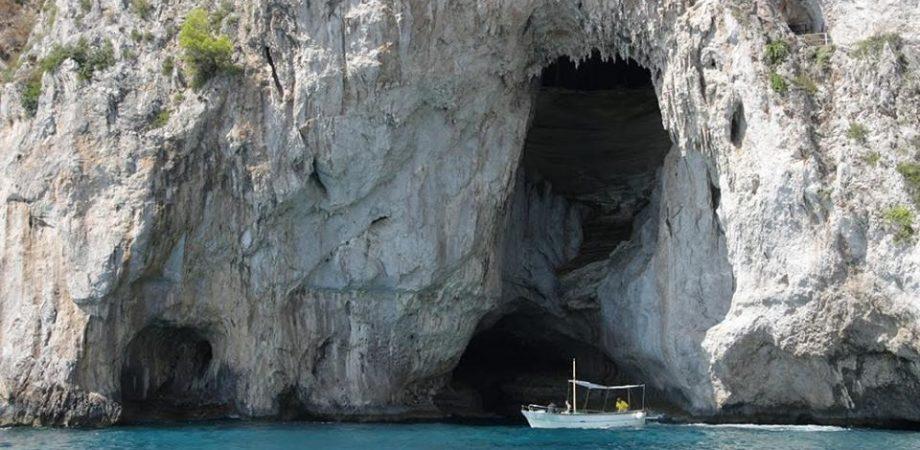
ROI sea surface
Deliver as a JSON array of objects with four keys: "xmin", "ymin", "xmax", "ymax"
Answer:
[{"xmin": 2, "ymin": 421, "xmax": 920, "ymax": 449}]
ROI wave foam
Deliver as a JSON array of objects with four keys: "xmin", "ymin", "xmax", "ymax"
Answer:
[{"xmin": 683, "ymin": 423, "xmax": 847, "ymax": 432}]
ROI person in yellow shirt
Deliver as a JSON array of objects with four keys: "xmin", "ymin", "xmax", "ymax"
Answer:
[{"xmin": 615, "ymin": 397, "xmax": 629, "ymax": 412}]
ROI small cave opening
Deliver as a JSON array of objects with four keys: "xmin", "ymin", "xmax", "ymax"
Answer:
[
  {"xmin": 119, "ymin": 324, "xmax": 228, "ymax": 422},
  {"xmin": 777, "ymin": 0, "xmax": 825, "ymax": 35},
  {"xmin": 438, "ymin": 51, "xmax": 672, "ymax": 420},
  {"xmin": 730, "ymin": 101, "xmax": 746, "ymax": 148}
]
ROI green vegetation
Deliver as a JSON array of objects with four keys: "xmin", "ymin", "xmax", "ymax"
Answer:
[
  {"xmin": 2, "ymin": 58, "xmax": 19, "ymax": 83},
  {"xmin": 862, "ymin": 151, "xmax": 881, "ymax": 167},
  {"xmin": 208, "ymin": 1, "xmax": 234, "ymax": 29},
  {"xmin": 814, "ymin": 45, "xmax": 835, "ymax": 71},
  {"xmin": 178, "ymin": 7, "xmax": 237, "ymax": 88},
  {"xmin": 847, "ymin": 122, "xmax": 869, "ymax": 144},
  {"xmin": 791, "ymin": 74, "xmax": 817, "ymax": 95},
  {"xmin": 18, "ymin": 38, "xmax": 116, "ymax": 116},
  {"xmin": 131, "ymin": 0, "xmax": 152, "ymax": 19},
  {"xmin": 80, "ymin": 0, "xmax": 92, "ymax": 13},
  {"xmin": 883, "ymin": 205, "xmax": 915, "ymax": 243},
  {"xmin": 150, "ymin": 108, "xmax": 171, "ymax": 129},
  {"xmin": 20, "ymin": 73, "xmax": 43, "ymax": 117},
  {"xmin": 764, "ymin": 40, "xmax": 790, "ymax": 66},
  {"xmin": 78, "ymin": 40, "xmax": 114, "ymax": 81},
  {"xmin": 853, "ymin": 33, "xmax": 903, "ymax": 59},
  {"xmin": 43, "ymin": 2, "xmax": 58, "ymax": 27},
  {"xmin": 130, "ymin": 30, "xmax": 154, "ymax": 44},
  {"xmin": 770, "ymin": 72, "xmax": 788, "ymax": 94},
  {"xmin": 39, "ymin": 38, "xmax": 115, "ymax": 81},
  {"xmin": 897, "ymin": 162, "xmax": 920, "ymax": 206},
  {"xmin": 162, "ymin": 56, "xmax": 174, "ymax": 76},
  {"xmin": 40, "ymin": 44, "xmax": 73, "ymax": 73}
]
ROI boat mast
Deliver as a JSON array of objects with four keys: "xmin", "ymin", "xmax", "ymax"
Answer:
[{"xmin": 571, "ymin": 358, "xmax": 577, "ymax": 414}]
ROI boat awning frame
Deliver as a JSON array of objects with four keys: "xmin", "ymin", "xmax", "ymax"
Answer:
[{"xmin": 568, "ymin": 380, "xmax": 644, "ymax": 390}]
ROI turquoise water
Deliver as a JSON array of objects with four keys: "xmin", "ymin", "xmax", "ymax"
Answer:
[{"xmin": 2, "ymin": 422, "xmax": 920, "ymax": 449}]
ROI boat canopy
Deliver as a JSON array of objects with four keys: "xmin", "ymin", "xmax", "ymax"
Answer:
[{"xmin": 568, "ymin": 380, "xmax": 644, "ymax": 390}]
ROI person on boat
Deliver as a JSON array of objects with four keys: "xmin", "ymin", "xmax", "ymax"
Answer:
[{"xmin": 615, "ymin": 397, "xmax": 629, "ymax": 412}]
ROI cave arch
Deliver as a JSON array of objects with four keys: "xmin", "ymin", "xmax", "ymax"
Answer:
[
  {"xmin": 119, "ymin": 324, "xmax": 228, "ymax": 421},
  {"xmin": 438, "ymin": 51, "xmax": 673, "ymax": 419},
  {"xmin": 778, "ymin": 0, "xmax": 825, "ymax": 34}
]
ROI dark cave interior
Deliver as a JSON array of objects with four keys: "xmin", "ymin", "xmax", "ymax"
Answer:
[
  {"xmin": 778, "ymin": 0, "xmax": 825, "ymax": 34},
  {"xmin": 439, "ymin": 52, "xmax": 672, "ymax": 420},
  {"xmin": 119, "ymin": 324, "xmax": 228, "ymax": 422},
  {"xmin": 523, "ymin": 51, "xmax": 671, "ymax": 273},
  {"xmin": 435, "ymin": 310, "xmax": 618, "ymax": 419}
]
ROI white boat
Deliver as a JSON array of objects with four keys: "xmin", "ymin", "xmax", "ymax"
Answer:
[{"xmin": 521, "ymin": 359, "xmax": 647, "ymax": 429}]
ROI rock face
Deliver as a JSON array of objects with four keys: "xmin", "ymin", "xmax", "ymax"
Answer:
[{"xmin": 1, "ymin": 0, "xmax": 919, "ymax": 427}]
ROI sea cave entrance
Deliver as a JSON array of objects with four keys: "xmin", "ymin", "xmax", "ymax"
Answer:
[
  {"xmin": 439, "ymin": 52, "xmax": 673, "ymax": 420},
  {"xmin": 119, "ymin": 324, "xmax": 228, "ymax": 422}
]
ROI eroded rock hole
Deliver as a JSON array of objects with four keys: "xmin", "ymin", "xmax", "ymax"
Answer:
[
  {"xmin": 730, "ymin": 102, "xmax": 746, "ymax": 148},
  {"xmin": 439, "ymin": 51, "xmax": 672, "ymax": 420},
  {"xmin": 119, "ymin": 325, "xmax": 227, "ymax": 421},
  {"xmin": 778, "ymin": 0, "xmax": 825, "ymax": 34}
]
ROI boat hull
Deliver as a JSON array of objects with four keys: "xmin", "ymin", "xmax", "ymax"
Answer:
[{"xmin": 521, "ymin": 410, "xmax": 646, "ymax": 429}]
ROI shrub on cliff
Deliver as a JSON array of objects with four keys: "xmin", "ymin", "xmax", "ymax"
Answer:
[
  {"xmin": 791, "ymin": 74, "xmax": 817, "ymax": 95},
  {"xmin": 813, "ymin": 45, "xmax": 835, "ymax": 71},
  {"xmin": 149, "ymin": 108, "xmax": 170, "ymax": 129},
  {"xmin": 79, "ymin": 40, "xmax": 115, "ymax": 80},
  {"xmin": 20, "ymin": 72, "xmax": 42, "ymax": 116},
  {"xmin": 897, "ymin": 163, "xmax": 920, "ymax": 206},
  {"xmin": 162, "ymin": 56, "xmax": 174, "ymax": 75},
  {"xmin": 764, "ymin": 40, "xmax": 790, "ymax": 66},
  {"xmin": 131, "ymin": 0, "xmax": 152, "ymax": 19},
  {"xmin": 20, "ymin": 38, "xmax": 114, "ymax": 117},
  {"xmin": 769, "ymin": 72, "xmax": 788, "ymax": 94},
  {"xmin": 847, "ymin": 123, "xmax": 868, "ymax": 144},
  {"xmin": 862, "ymin": 151, "xmax": 881, "ymax": 167},
  {"xmin": 179, "ymin": 7, "xmax": 237, "ymax": 88},
  {"xmin": 40, "ymin": 38, "xmax": 115, "ymax": 81},
  {"xmin": 884, "ymin": 205, "xmax": 915, "ymax": 243},
  {"xmin": 853, "ymin": 33, "xmax": 903, "ymax": 60}
]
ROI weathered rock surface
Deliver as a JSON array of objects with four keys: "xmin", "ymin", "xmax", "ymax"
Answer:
[{"xmin": 1, "ymin": 0, "xmax": 919, "ymax": 427}]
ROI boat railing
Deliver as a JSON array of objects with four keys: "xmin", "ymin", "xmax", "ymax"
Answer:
[
  {"xmin": 801, "ymin": 32, "xmax": 830, "ymax": 46},
  {"xmin": 522, "ymin": 404, "xmax": 549, "ymax": 411},
  {"xmin": 567, "ymin": 408, "xmax": 643, "ymax": 414},
  {"xmin": 522, "ymin": 404, "xmax": 643, "ymax": 414}
]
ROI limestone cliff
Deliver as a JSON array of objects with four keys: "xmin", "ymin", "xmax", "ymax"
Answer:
[{"xmin": 1, "ymin": 0, "xmax": 919, "ymax": 427}]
